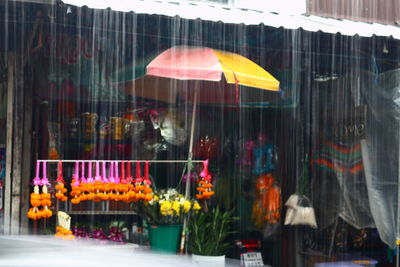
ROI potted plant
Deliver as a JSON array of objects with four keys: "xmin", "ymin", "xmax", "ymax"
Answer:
[
  {"xmin": 133, "ymin": 188, "xmax": 201, "ymax": 253},
  {"xmin": 188, "ymin": 206, "xmax": 238, "ymax": 266}
]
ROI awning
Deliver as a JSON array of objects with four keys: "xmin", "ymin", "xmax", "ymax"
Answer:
[{"xmin": 61, "ymin": 0, "xmax": 400, "ymax": 40}]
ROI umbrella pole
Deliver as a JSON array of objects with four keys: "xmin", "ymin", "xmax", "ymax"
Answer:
[
  {"xmin": 180, "ymin": 89, "xmax": 198, "ymax": 254},
  {"xmin": 185, "ymin": 89, "xmax": 198, "ymax": 199}
]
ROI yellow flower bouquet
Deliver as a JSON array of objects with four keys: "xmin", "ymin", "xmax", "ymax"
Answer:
[{"xmin": 133, "ymin": 188, "xmax": 201, "ymax": 225}]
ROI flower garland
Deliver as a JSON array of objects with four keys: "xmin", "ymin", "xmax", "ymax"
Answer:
[
  {"xmin": 70, "ymin": 161, "xmax": 82, "ymax": 204},
  {"xmin": 55, "ymin": 226, "xmax": 75, "ymax": 240},
  {"xmin": 70, "ymin": 161, "xmax": 153, "ymax": 205},
  {"xmin": 196, "ymin": 160, "xmax": 214, "ymax": 200},
  {"xmin": 55, "ymin": 161, "xmax": 67, "ymax": 202},
  {"xmin": 134, "ymin": 161, "xmax": 153, "ymax": 201},
  {"xmin": 27, "ymin": 161, "xmax": 52, "ymax": 220}
]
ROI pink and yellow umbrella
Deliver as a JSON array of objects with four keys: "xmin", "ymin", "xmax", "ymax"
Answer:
[{"xmin": 125, "ymin": 46, "xmax": 280, "ymax": 104}]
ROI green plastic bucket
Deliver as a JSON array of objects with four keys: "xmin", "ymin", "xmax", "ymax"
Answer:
[{"xmin": 148, "ymin": 224, "xmax": 183, "ymax": 253}]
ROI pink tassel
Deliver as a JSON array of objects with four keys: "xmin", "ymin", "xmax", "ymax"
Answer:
[
  {"xmin": 80, "ymin": 161, "xmax": 87, "ymax": 183},
  {"xmin": 144, "ymin": 161, "xmax": 151, "ymax": 185},
  {"xmin": 135, "ymin": 162, "xmax": 143, "ymax": 183},
  {"xmin": 33, "ymin": 160, "xmax": 41, "ymax": 186},
  {"xmin": 41, "ymin": 161, "xmax": 50, "ymax": 186},
  {"xmin": 94, "ymin": 161, "xmax": 101, "ymax": 181},
  {"xmin": 102, "ymin": 161, "xmax": 108, "ymax": 183},
  {"xmin": 87, "ymin": 162, "xmax": 94, "ymax": 183},
  {"xmin": 56, "ymin": 161, "xmax": 65, "ymax": 184},
  {"xmin": 109, "ymin": 162, "xmax": 115, "ymax": 183},
  {"xmin": 126, "ymin": 162, "xmax": 132, "ymax": 183}
]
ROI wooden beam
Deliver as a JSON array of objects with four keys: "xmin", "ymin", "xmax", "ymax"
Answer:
[
  {"xmin": 19, "ymin": 62, "xmax": 33, "ymax": 235},
  {"xmin": 10, "ymin": 55, "xmax": 23, "ymax": 235},
  {"xmin": 3, "ymin": 53, "xmax": 14, "ymax": 235}
]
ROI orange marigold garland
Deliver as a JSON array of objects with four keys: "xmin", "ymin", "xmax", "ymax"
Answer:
[
  {"xmin": 119, "ymin": 161, "xmax": 131, "ymax": 203},
  {"xmin": 125, "ymin": 161, "xmax": 136, "ymax": 202},
  {"xmin": 40, "ymin": 162, "xmax": 52, "ymax": 218},
  {"xmin": 55, "ymin": 211, "xmax": 75, "ymax": 240},
  {"xmin": 68, "ymin": 160, "xmax": 152, "ymax": 205},
  {"xmin": 70, "ymin": 161, "xmax": 81, "ymax": 204},
  {"xmin": 134, "ymin": 161, "xmax": 153, "ymax": 202},
  {"xmin": 27, "ymin": 161, "xmax": 52, "ymax": 220},
  {"xmin": 55, "ymin": 226, "xmax": 75, "ymax": 240},
  {"xmin": 196, "ymin": 160, "xmax": 214, "ymax": 200},
  {"xmin": 55, "ymin": 161, "xmax": 67, "ymax": 202},
  {"xmin": 142, "ymin": 161, "xmax": 153, "ymax": 201}
]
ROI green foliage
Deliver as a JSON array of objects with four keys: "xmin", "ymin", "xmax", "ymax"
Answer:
[{"xmin": 188, "ymin": 206, "xmax": 238, "ymax": 256}]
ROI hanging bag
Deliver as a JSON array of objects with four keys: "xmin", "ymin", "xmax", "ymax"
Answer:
[{"xmin": 284, "ymin": 154, "xmax": 317, "ymax": 228}]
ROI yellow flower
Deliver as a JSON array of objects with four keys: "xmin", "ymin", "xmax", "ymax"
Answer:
[
  {"xmin": 172, "ymin": 201, "xmax": 181, "ymax": 216},
  {"xmin": 192, "ymin": 201, "xmax": 201, "ymax": 211},
  {"xmin": 183, "ymin": 200, "xmax": 191, "ymax": 213},
  {"xmin": 154, "ymin": 195, "xmax": 160, "ymax": 202},
  {"xmin": 160, "ymin": 201, "xmax": 173, "ymax": 216}
]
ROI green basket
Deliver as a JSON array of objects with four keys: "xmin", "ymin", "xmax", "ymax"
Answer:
[{"xmin": 148, "ymin": 224, "xmax": 183, "ymax": 254}]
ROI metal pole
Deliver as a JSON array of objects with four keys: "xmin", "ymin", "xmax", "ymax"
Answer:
[
  {"xmin": 38, "ymin": 160, "xmax": 204, "ymax": 163},
  {"xmin": 185, "ymin": 89, "xmax": 198, "ymax": 199},
  {"xmin": 180, "ymin": 89, "xmax": 198, "ymax": 254}
]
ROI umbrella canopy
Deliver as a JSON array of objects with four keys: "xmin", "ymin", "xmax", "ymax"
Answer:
[
  {"xmin": 124, "ymin": 46, "xmax": 280, "ymax": 104},
  {"xmin": 146, "ymin": 46, "xmax": 279, "ymax": 90}
]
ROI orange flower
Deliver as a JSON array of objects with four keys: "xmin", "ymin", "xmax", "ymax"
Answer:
[
  {"xmin": 70, "ymin": 190, "xmax": 81, "ymax": 197},
  {"xmin": 136, "ymin": 192, "xmax": 145, "ymax": 200},
  {"xmin": 202, "ymin": 183, "xmax": 213, "ymax": 188},
  {"xmin": 71, "ymin": 197, "xmax": 81, "ymax": 204},
  {"xmin": 41, "ymin": 209, "xmax": 52, "ymax": 218},
  {"xmin": 138, "ymin": 185, "xmax": 146, "ymax": 191},
  {"xmin": 41, "ymin": 199, "xmax": 51, "ymax": 207},
  {"xmin": 86, "ymin": 193, "xmax": 95, "ymax": 201},
  {"xmin": 55, "ymin": 184, "xmax": 64, "ymax": 190},
  {"xmin": 30, "ymin": 198, "xmax": 42, "ymax": 207},
  {"xmin": 41, "ymin": 193, "xmax": 51, "ymax": 200},
  {"xmin": 101, "ymin": 193, "xmax": 109, "ymax": 201},
  {"xmin": 143, "ymin": 186, "xmax": 153, "ymax": 194}
]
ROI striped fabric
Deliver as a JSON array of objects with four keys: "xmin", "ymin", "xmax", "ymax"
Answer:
[{"xmin": 312, "ymin": 141, "xmax": 364, "ymax": 174}]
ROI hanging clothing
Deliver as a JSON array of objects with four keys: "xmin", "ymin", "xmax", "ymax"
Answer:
[
  {"xmin": 311, "ymin": 140, "xmax": 375, "ymax": 230},
  {"xmin": 252, "ymin": 143, "xmax": 276, "ymax": 175}
]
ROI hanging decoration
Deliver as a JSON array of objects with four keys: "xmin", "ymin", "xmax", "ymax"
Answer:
[
  {"xmin": 196, "ymin": 160, "xmax": 214, "ymax": 200},
  {"xmin": 27, "ymin": 161, "xmax": 53, "ymax": 220},
  {"xmin": 68, "ymin": 160, "xmax": 153, "ymax": 205},
  {"xmin": 55, "ymin": 161, "xmax": 67, "ymax": 202},
  {"xmin": 28, "ymin": 159, "xmax": 189, "ymax": 220},
  {"xmin": 252, "ymin": 134, "xmax": 276, "ymax": 175},
  {"xmin": 55, "ymin": 211, "xmax": 75, "ymax": 240},
  {"xmin": 70, "ymin": 161, "xmax": 82, "ymax": 204},
  {"xmin": 133, "ymin": 161, "xmax": 153, "ymax": 201},
  {"xmin": 251, "ymin": 173, "xmax": 281, "ymax": 229}
]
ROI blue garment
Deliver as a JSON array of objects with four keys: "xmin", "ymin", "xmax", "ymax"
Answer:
[{"xmin": 252, "ymin": 144, "xmax": 275, "ymax": 175}]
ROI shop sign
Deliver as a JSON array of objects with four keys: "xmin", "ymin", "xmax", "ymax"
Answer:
[
  {"xmin": 331, "ymin": 105, "xmax": 367, "ymax": 140},
  {"xmin": 44, "ymin": 34, "xmax": 96, "ymax": 64}
]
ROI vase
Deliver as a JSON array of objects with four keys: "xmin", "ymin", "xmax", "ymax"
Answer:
[
  {"xmin": 148, "ymin": 224, "xmax": 183, "ymax": 254},
  {"xmin": 192, "ymin": 254, "xmax": 226, "ymax": 266}
]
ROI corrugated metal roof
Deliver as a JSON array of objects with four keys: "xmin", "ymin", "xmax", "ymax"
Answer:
[
  {"xmin": 307, "ymin": 0, "xmax": 400, "ymax": 27},
  {"xmin": 61, "ymin": 0, "xmax": 400, "ymax": 40}
]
